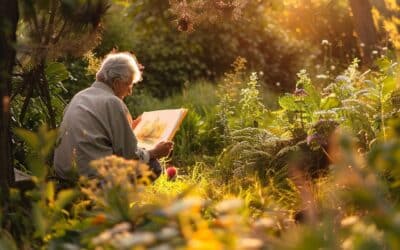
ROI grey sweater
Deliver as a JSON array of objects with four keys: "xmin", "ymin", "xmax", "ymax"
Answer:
[{"xmin": 53, "ymin": 81, "xmax": 149, "ymax": 179}]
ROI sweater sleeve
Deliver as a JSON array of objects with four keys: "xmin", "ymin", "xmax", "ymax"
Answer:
[{"xmin": 106, "ymin": 97, "xmax": 150, "ymax": 163}]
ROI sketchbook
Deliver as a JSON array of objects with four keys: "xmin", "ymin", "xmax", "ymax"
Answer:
[{"xmin": 133, "ymin": 108, "xmax": 188, "ymax": 150}]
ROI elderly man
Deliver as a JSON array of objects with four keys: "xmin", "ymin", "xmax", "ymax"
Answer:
[{"xmin": 53, "ymin": 52, "xmax": 172, "ymax": 181}]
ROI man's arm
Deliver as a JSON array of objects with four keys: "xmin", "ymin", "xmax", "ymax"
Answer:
[{"xmin": 106, "ymin": 98, "xmax": 150, "ymax": 163}]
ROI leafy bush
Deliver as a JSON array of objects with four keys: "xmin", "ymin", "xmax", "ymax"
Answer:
[{"xmin": 215, "ymin": 57, "xmax": 400, "ymax": 185}]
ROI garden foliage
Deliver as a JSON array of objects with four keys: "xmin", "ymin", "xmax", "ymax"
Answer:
[{"xmin": 3, "ymin": 56, "xmax": 400, "ymax": 249}]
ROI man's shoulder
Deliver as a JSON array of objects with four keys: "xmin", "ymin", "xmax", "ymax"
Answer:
[{"xmin": 105, "ymin": 95, "xmax": 127, "ymax": 111}]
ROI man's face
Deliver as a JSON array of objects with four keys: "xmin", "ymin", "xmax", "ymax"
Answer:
[{"xmin": 113, "ymin": 75, "xmax": 136, "ymax": 100}]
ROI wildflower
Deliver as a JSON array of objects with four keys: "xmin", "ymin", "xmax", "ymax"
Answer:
[
  {"xmin": 110, "ymin": 222, "xmax": 131, "ymax": 234},
  {"xmin": 321, "ymin": 39, "xmax": 329, "ymax": 45},
  {"xmin": 92, "ymin": 230, "xmax": 112, "ymax": 245},
  {"xmin": 215, "ymin": 198, "xmax": 243, "ymax": 213},
  {"xmin": 340, "ymin": 215, "xmax": 359, "ymax": 227},
  {"xmin": 372, "ymin": 50, "xmax": 378, "ymax": 55},
  {"xmin": 166, "ymin": 166, "xmax": 177, "ymax": 180},
  {"xmin": 114, "ymin": 232, "xmax": 156, "ymax": 248},
  {"xmin": 91, "ymin": 213, "xmax": 106, "ymax": 225},
  {"xmin": 237, "ymin": 237, "xmax": 263, "ymax": 249},
  {"xmin": 335, "ymin": 75, "xmax": 350, "ymax": 83},
  {"xmin": 157, "ymin": 227, "xmax": 179, "ymax": 240},
  {"xmin": 316, "ymin": 74, "xmax": 329, "ymax": 79},
  {"xmin": 253, "ymin": 217, "xmax": 275, "ymax": 229},
  {"xmin": 214, "ymin": 214, "xmax": 242, "ymax": 227},
  {"xmin": 275, "ymin": 82, "xmax": 281, "ymax": 87},
  {"xmin": 294, "ymin": 88, "xmax": 307, "ymax": 97},
  {"xmin": 342, "ymin": 238, "xmax": 353, "ymax": 249},
  {"xmin": 164, "ymin": 197, "xmax": 205, "ymax": 216}
]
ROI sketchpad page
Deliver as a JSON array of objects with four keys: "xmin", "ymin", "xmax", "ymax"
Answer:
[{"xmin": 133, "ymin": 108, "xmax": 187, "ymax": 150}]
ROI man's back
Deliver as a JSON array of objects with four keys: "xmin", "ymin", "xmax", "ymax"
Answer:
[{"xmin": 54, "ymin": 81, "xmax": 137, "ymax": 179}]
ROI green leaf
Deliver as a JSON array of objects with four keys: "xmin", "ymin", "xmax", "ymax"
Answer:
[
  {"xmin": 304, "ymin": 82, "xmax": 321, "ymax": 109},
  {"xmin": 39, "ymin": 127, "xmax": 58, "ymax": 159},
  {"xmin": 321, "ymin": 94, "xmax": 340, "ymax": 109},
  {"xmin": 54, "ymin": 190, "xmax": 77, "ymax": 211},
  {"xmin": 33, "ymin": 203, "xmax": 46, "ymax": 238},
  {"xmin": 46, "ymin": 182, "xmax": 55, "ymax": 205},
  {"xmin": 382, "ymin": 76, "xmax": 396, "ymax": 97},
  {"xmin": 14, "ymin": 128, "xmax": 39, "ymax": 149},
  {"xmin": 45, "ymin": 62, "xmax": 69, "ymax": 85},
  {"xmin": 28, "ymin": 156, "xmax": 47, "ymax": 179},
  {"xmin": 376, "ymin": 57, "xmax": 392, "ymax": 72},
  {"xmin": 278, "ymin": 95, "xmax": 298, "ymax": 111}
]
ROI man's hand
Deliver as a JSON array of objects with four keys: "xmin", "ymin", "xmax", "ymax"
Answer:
[
  {"xmin": 149, "ymin": 141, "xmax": 174, "ymax": 159},
  {"xmin": 131, "ymin": 115, "xmax": 142, "ymax": 129}
]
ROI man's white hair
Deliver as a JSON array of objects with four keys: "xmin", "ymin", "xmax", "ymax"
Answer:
[{"xmin": 96, "ymin": 52, "xmax": 142, "ymax": 85}]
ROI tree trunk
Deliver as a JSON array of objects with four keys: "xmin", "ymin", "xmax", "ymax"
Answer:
[
  {"xmin": 348, "ymin": 0, "xmax": 379, "ymax": 65},
  {"xmin": 0, "ymin": 0, "xmax": 18, "ymax": 197}
]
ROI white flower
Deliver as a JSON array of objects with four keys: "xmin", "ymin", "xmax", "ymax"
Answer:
[
  {"xmin": 253, "ymin": 217, "xmax": 275, "ymax": 229},
  {"xmin": 110, "ymin": 222, "xmax": 131, "ymax": 234},
  {"xmin": 92, "ymin": 231, "xmax": 112, "ymax": 245},
  {"xmin": 316, "ymin": 74, "xmax": 329, "ymax": 79},
  {"xmin": 237, "ymin": 237, "xmax": 263, "ymax": 249},
  {"xmin": 113, "ymin": 232, "xmax": 156, "ymax": 248},
  {"xmin": 157, "ymin": 227, "xmax": 179, "ymax": 240},
  {"xmin": 215, "ymin": 198, "xmax": 243, "ymax": 213},
  {"xmin": 335, "ymin": 75, "xmax": 350, "ymax": 83},
  {"xmin": 164, "ymin": 197, "xmax": 205, "ymax": 216},
  {"xmin": 321, "ymin": 39, "xmax": 329, "ymax": 45},
  {"xmin": 341, "ymin": 215, "xmax": 359, "ymax": 227}
]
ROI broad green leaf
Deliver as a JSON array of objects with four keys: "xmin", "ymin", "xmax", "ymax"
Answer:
[
  {"xmin": 278, "ymin": 95, "xmax": 298, "ymax": 111},
  {"xmin": 54, "ymin": 190, "xmax": 77, "ymax": 211}
]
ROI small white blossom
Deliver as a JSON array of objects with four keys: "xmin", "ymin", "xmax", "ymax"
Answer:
[
  {"xmin": 341, "ymin": 216, "xmax": 359, "ymax": 227},
  {"xmin": 215, "ymin": 199, "xmax": 243, "ymax": 213},
  {"xmin": 253, "ymin": 217, "xmax": 275, "ymax": 229}
]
